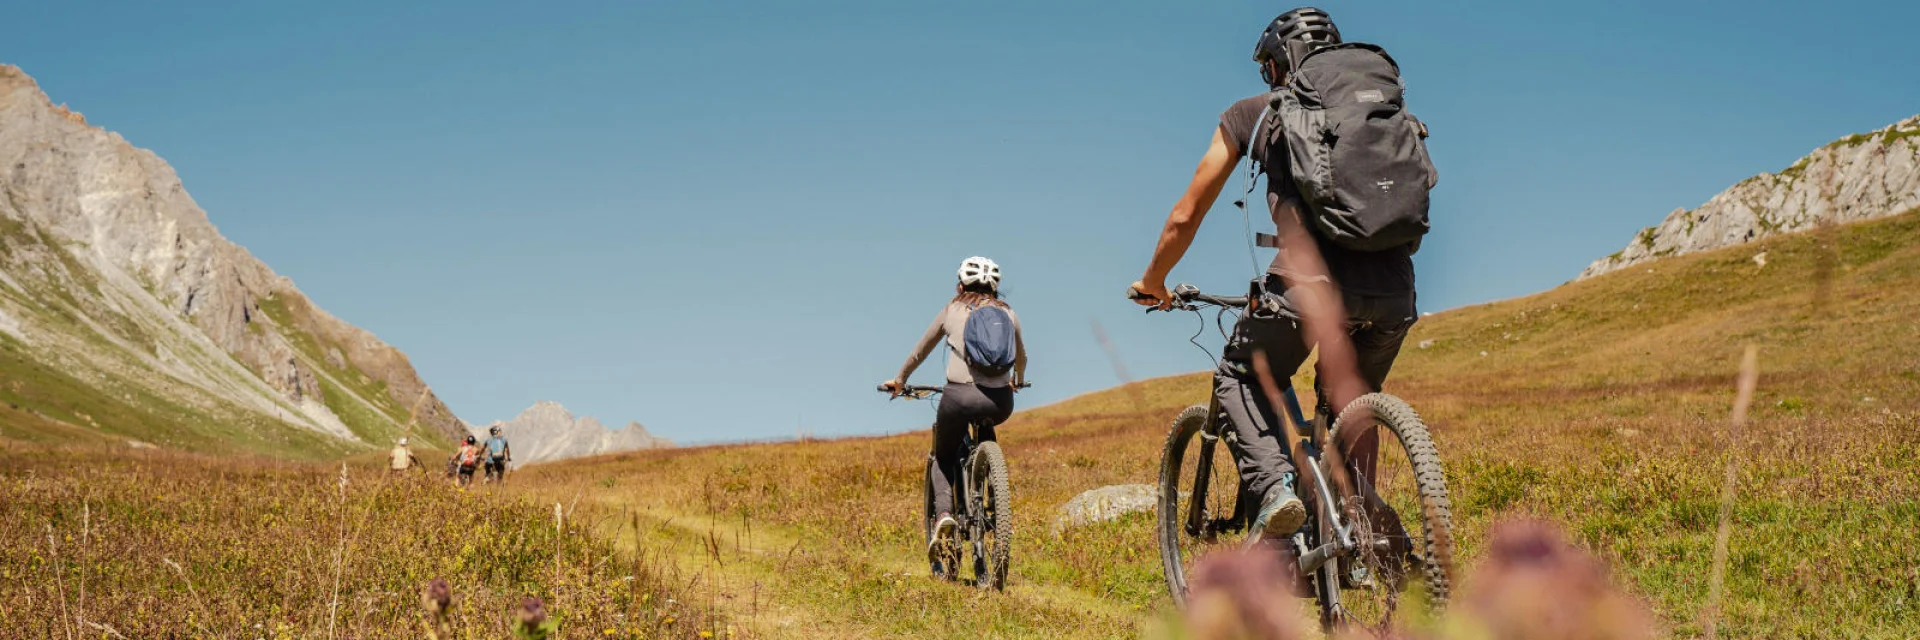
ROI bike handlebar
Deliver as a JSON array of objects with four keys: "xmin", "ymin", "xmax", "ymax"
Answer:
[
  {"xmin": 877, "ymin": 383, "xmax": 1032, "ymax": 399},
  {"xmin": 1129, "ymin": 283, "xmax": 1249, "ymax": 311}
]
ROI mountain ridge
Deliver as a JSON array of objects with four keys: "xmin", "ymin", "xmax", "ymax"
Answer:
[
  {"xmin": 0, "ymin": 64, "xmax": 461, "ymax": 454},
  {"xmin": 476, "ymin": 399, "xmax": 672, "ymax": 467},
  {"xmin": 1580, "ymin": 114, "xmax": 1920, "ymax": 279}
]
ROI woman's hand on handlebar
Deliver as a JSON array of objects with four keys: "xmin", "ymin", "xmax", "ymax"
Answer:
[
  {"xmin": 1129, "ymin": 279, "xmax": 1174, "ymax": 311},
  {"xmin": 878, "ymin": 379, "xmax": 903, "ymax": 398}
]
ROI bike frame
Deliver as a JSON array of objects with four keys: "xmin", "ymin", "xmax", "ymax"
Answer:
[
  {"xmin": 1153, "ymin": 282, "xmax": 1443, "ymax": 628},
  {"xmin": 1180, "ymin": 357, "xmax": 1362, "ymax": 616},
  {"xmin": 890, "ymin": 384, "xmax": 1019, "ymax": 551}
]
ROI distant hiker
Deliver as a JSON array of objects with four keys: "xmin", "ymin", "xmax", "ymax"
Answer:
[
  {"xmin": 1129, "ymin": 8, "xmax": 1431, "ymax": 546},
  {"xmin": 482, "ymin": 425, "xmax": 512, "ymax": 483},
  {"xmin": 390, "ymin": 437, "xmax": 423, "ymax": 474},
  {"xmin": 880, "ymin": 256, "xmax": 1027, "ymax": 567},
  {"xmin": 454, "ymin": 435, "xmax": 482, "ymax": 486}
]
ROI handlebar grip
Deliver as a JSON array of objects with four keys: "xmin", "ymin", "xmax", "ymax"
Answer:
[{"xmin": 1193, "ymin": 294, "xmax": 1250, "ymax": 308}]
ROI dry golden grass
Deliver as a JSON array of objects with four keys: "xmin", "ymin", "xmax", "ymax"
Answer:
[
  {"xmin": 0, "ymin": 445, "xmax": 715, "ymax": 638},
  {"xmin": 511, "ymin": 210, "xmax": 1920, "ymax": 638},
  {"xmin": 4, "ymin": 211, "xmax": 1914, "ymax": 637}
]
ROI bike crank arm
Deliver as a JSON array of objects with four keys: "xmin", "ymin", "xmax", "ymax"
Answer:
[{"xmin": 1298, "ymin": 535, "xmax": 1394, "ymax": 575}]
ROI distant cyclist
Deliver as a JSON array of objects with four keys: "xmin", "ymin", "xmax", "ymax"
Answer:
[
  {"xmin": 389, "ymin": 436, "xmax": 423, "ymax": 474},
  {"xmin": 1129, "ymin": 7, "xmax": 1432, "ymax": 543},
  {"xmin": 453, "ymin": 435, "xmax": 483, "ymax": 487},
  {"xmin": 483, "ymin": 425, "xmax": 512, "ymax": 483},
  {"xmin": 881, "ymin": 257, "xmax": 1028, "ymax": 564}
]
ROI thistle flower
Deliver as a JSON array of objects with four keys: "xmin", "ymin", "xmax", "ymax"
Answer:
[{"xmin": 512, "ymin": 596, "xmax": 555, "ymax": 640}]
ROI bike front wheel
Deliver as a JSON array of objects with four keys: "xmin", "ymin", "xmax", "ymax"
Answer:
[
  {"xmin": 1157, "ymin": 404, "xmax": 1251, "ymax": 608},
  {"xmin": 968, "ymin": 441, "xmax": 1012, "ymax": 591},
  {"xmin": 1324, "ymin": 392, "xmax": 1454, "ymax": 631}
]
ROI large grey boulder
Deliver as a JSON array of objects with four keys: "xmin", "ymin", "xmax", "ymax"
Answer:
[{"xmin": 1053, "ymin": 484, "xmax": 1159, "ymax": 535}]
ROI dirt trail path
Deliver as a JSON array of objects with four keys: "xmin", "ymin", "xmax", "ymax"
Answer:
[{"xmin": 557, "ymin": 493, "xmax": 1156, "ymax": 639}]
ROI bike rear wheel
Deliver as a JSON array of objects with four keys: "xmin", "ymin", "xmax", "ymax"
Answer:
[
  {"xmin": 1323, "ymin": 393, "xmax": 1454, "ymax": 631},
  {"xmin": 968, "ymin": 441, "xmax": 1012, "ymax": 591},
  {"xmin": 1157, "ymin": 404, "xmax": 1251, "ymax": 607}
]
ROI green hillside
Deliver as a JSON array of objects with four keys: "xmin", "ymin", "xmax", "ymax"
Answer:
[
  {"xmin": 0, "ymin": 214, "xmax": 446, "ymax": 459},
  {"xmin": 511, "ymin": 209, "xmax": 1920, "ymax": 638}
]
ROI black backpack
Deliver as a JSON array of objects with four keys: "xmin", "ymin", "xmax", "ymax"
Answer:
[{"xmin": 1264, "ymin": 42, "xmax": 1436, "ymax": 252}]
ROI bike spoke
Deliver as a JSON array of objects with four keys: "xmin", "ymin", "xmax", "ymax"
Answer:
[{"xmin": 1337, "ymin": 419, "xmax": 1436, "ymax": 628}]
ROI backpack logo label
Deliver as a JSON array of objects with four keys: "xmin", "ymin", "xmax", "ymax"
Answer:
[
  {"xmin": 1376, "ymin": 179, "xmax": 1395, "ymax": 192},
  {"xmin": 1355, "ymin": 89, "xmax": 1385, "ymax": 103}
]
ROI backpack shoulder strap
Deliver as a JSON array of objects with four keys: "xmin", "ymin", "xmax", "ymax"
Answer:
[{"xmin": 1232, "ymin": 91, "xmax": 1285, "ymax": 210}]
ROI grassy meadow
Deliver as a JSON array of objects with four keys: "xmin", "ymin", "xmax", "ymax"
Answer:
[
  {"xmin": 0, "ymin": 445, "xmax": 714, "ymax": 638},
  {"xmin": 506, "ymin": 210, "xmax": 1920, "ymax": 638},
  {"xmin": 2, "ymin": 210, "xmax": 1916, "ymax": 638}
]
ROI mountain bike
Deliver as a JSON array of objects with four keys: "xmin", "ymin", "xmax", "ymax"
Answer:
[
  {"xmin": 1143, "ymin": 283, "xmax": 1454, "ymax": 633},
  {"xmin": 879, "ymin": 383, "xmax": 1027, "ymax": 591}
]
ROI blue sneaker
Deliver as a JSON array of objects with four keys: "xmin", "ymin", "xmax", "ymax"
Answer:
[{"xmin": 1255, "ymin": 475, "xmax": 1307, "ymax": 540}]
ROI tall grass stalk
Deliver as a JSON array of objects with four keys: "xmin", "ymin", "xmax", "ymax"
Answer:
[
  {"xmin": 47, "ymin": 524, "xmax": 75, "ymax": 640},
  {"xmin": 78, "ymin": 500, "xmax": 91, "ymax": 634},
  {"xmin": 328, "ymin": 461, "xmax": 348, "ymax": 639},
  {"xmin": 162, "ymin": 557, "xmax": 215, "ymax": 636},
  {"xmin": 1704, "ymin": 345, "xmax": 1760, "ymax": 639}
]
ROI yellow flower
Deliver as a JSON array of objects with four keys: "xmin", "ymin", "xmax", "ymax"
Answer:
[
  {"xmin": 604, "ymin": 629, "xmax": 617, "ymax": 636},
  {"xmin": 699, "ymin": 632, "xmax": 714, "ymax": 638}
]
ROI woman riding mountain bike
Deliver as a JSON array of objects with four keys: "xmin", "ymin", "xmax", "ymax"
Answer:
[{"xmin": 881, "ymin": 256, "xmax": 1028, "ymax": 567}]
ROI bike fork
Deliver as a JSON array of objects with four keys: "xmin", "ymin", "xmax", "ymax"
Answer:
[{"xmin": 1187, "ymin": 396, "xmax": 1226, "ymax": 537}]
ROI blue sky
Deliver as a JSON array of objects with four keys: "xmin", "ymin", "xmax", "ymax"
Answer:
[{"xmin": 7, "ymin": 0, "xmax": 1918, "ymax": 443}]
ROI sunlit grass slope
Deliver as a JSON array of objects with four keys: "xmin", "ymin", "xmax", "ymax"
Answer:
[
  {"xmin": 518, "ymin": 209, "xmax": 1919, "ymax": 639},
  {"xmin": 0, "ymin": 446, "xmax": 709, "ymax": 638}
]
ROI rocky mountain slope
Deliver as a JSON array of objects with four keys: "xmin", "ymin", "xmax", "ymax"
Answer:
[
  {"xmin": 477, "ymin": 400, "xmax": 671, "ymax": 467},
  {"xmin": 1580, "ymin": 114, "xmax": 1920, "ymax": 279},
  {"xmin": 0, "ymin": 65, "xmax": 462, "ymax": 455}
]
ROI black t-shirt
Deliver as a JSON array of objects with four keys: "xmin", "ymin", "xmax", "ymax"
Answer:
[{"xmin": 1219, "ymin": 95, "xmax": 1415, "ymax": 296}]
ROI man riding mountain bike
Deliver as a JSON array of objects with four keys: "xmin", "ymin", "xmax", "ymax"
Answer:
[
  {"xmin": 1130, "ymin": 7, "xmax": 1430, "ymax": 547},
  {"xmin": 483, "ymin": 425, "xmax": 512, "ymax": 483},
  {"xmin": 881, "ymin": 256, "xmax": 1029, "ymax": 567}
]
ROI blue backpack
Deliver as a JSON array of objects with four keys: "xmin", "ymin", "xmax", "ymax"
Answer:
[{"xmin": 962, "ymin": 304, "xmax": 1018, "ymax": 377}]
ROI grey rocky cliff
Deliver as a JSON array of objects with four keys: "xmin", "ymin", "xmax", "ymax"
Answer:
[
  {"xmin": 478, "ymin": 400, "xmax": 672, "ymax": 467},
  {"xmin": 0, "ymin": 64, "xmax": 463, "ymax": 447},
  {"xmin": 1581, "ymin": 115, "xmax": 1920, "ymax": 279}
]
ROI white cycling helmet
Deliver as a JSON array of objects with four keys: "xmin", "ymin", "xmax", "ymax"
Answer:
[
  {"xmin": 957, "ymin": 256, "xmax": 1001, "ymax": 291},
  {"xmin": 398, "ymin": 437, "xmax": 409, "ymax": 446}
]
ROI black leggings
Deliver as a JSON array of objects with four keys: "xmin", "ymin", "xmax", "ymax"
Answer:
[{"xmin": 928, "ymin": 383, "xmax": 1015, "ymax": 531}]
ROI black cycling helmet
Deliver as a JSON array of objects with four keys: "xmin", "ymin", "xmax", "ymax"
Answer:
[
  {"xmin": 489, "ymin": 425, "xmax": 501, "ymax": 436},
  {"xmin": 1252, "ymin": 7, "xmax": 1342, "ymax": 86},
  {"xmin": 465, "ymin": 435, "xmax": 477, "ymax": 444}
]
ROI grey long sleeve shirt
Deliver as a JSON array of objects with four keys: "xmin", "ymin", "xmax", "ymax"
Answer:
[{"xmin": 896, "ymin": 300, "xmax": 1027, "ymax": 387}]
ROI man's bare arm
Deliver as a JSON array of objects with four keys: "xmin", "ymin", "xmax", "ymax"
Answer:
[{"xmin": 1132, "ymin": 127, "xmax": 1241, "ymax": 305}]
